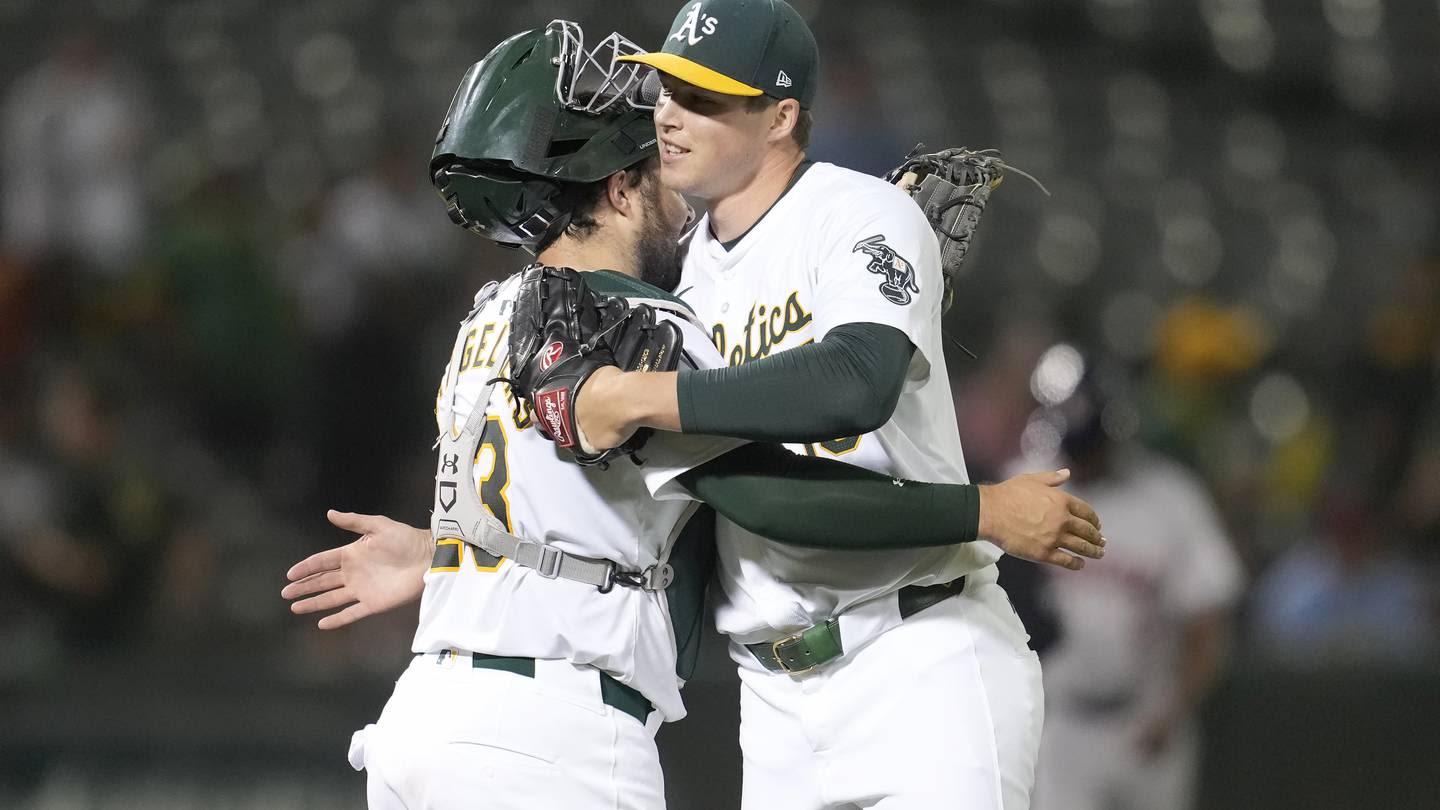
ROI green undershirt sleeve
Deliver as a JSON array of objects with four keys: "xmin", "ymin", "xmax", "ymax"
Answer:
[
  {"xmin": 676, "ymin": 442, "xmax": 979, "ymax": 549},
  {"xmin": 678, "ymin": 322, "xmax": 913, "ymax": 443}
]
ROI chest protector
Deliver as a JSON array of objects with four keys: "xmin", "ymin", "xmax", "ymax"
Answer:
[{"xmin": 430, "ymin": 282, "xmax": 674, "ymax": 593}]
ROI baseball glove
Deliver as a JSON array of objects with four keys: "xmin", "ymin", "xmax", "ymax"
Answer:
[
  {"xmin": 884, "ymin": 145, "xmax": 1046, "ymax": 314},
  {"xmin": 503, "ymin": 264, "xmax": 683, "ymax": 467}
]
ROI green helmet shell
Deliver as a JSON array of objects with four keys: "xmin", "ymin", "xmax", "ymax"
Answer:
[{"xmin": 431, "ymin": 24, "xmax": 659, "ymax": 251}]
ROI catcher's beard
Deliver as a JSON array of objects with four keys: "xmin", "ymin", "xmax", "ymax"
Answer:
[{"xmin": 636, "ymin": 202, "xmax": 684, "ymax": 293}]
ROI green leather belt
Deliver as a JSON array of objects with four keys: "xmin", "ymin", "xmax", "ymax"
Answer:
[
  {"xmin": 420, "ymin": 651, "xmax": 653, "ymax": 725},
  {"xmin": 744, "ymin": 576, "xmax": 967, "ymax": 675}
]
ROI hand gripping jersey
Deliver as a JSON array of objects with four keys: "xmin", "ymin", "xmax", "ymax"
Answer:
[
  {"xmin": 414, "ymin": 269, "xmax": 738, "ymax": 722},
  {"xmin": 678, "ymin": 162, "xmax": 1003, "ymax": 645}
]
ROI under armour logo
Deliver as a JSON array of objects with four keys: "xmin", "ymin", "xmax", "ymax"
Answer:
[
  {"xmin": 441, "ymin": 453, "xmax": 459, "ymax": 474},
  {"xmin": 670, "ymin": 1, "xmax": 719, "ymax": 45},
  {"xmin": 776, "ymin": 70, "xmax": 793, "ymax": 88}
]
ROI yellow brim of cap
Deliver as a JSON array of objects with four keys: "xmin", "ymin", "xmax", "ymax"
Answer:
[{"xmin": 617, "ymin": 52, "xmax": 763, "ymax": 97}]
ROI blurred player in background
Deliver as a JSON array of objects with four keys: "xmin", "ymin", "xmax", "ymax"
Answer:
[{"xmin": 1021, "ymin": 346, "xmax": 1244, "ymax": 810}]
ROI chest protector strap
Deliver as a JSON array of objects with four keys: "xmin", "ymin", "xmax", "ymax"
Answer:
[{"xmin": 432, "ymin": 364, "xmax": 673, "ymax": 593}]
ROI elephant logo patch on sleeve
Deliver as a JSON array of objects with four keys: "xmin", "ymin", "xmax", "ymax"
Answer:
[{"xmin": 853, "ymin": 235, "xmax": 919, "ymax": 306}]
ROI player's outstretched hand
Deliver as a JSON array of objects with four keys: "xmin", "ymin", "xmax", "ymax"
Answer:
[
  {"xmin": 282, "ymin": 510, "xmax": 432, "ymax": 630},
  {"xmin": 977, "ymin": 470, "xmax": 1105, "ymax": 571}
]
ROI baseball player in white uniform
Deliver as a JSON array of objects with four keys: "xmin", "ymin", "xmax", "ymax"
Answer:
[
  {"xmin": 283, "ymin": 21, "xmax": 1102, "ymax": 810},
  {"xmin": 559, "ymin": 2, "xmax": 1110, "ymax": 807},
  {"xmin": 318, "ymin": 43, "xmax": 741, "ymax": 801},
  {"xmin": 1020, "ymin": 349, "xmax": 1244, "ymax": 810},
  {"xmin": 342, "ymin": 270, "xmax": 729, "ymax": 810},
  {"xmin": 681, "ymin": 164, "xmax": 1039, "ymax": 810}
]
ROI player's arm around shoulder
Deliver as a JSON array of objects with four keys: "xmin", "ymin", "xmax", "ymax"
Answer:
[
  {"xmin": 672, "ymin": 442, "xmax": 1107, "ymax": 566},
  {"xmin": 598, "ymin": 179, "xmax": 941, "ymax": 448},
  {"xmin": 628, "ymin": 309, "xmax": 748, "ymax": 501}
]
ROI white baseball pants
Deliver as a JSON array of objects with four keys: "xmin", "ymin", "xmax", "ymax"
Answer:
[
  {"xmin": 351, "ymin": 654, "xmax": 666, "ymax": 810},
  {"xmin": 735, "ymin": 566, "xmax": 1045, "ymax": 810}
]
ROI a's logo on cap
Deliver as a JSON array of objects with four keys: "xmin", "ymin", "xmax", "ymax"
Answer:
[
  {"xmin": 776, "ymin": 70, "xmax": 793, "ymax": 88},
  {"xmin": 671, "ymin": 1, "xmax": 719, "ymax": 46}
]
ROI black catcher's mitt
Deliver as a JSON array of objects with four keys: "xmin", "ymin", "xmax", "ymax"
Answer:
[{"xmin": 504, "ymin": 264, "xmax": 683, "ymax": 467}]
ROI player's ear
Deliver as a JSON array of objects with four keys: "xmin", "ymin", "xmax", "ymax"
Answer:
[
  {"xmin": 606, "ymin": 169, "xmax": 638, "ymax": 219},
  {"xmin": 766, "ymin": 99, "xmax": 800, "ymax": 146}
]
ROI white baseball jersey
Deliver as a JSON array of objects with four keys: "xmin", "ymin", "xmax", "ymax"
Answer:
[
  {"xmin": 412, "ymin": 270, "xmax": 739, "ymax": 722},
  {"xmin": 678, "ymin": 161, "xmax": 1003, "ymax": 643},
  {"xmin": 1038, "ymin": 449, "xmax": 1244, "ymax": 713}
]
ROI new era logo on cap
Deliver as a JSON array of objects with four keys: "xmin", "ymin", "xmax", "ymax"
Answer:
[{"xmin": 776, "ymin": 70, "xmax": 792, "ymax": 88}]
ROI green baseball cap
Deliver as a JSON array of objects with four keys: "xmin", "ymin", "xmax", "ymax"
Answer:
[{"xmin": 619, "ymin": 0, "xmax": 818, "ymax": 108}]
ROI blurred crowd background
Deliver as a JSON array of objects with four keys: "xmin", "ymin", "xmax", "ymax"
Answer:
[{"xmin": 0, "ymin": 0, "xmax": 1436, "ymax": 807}]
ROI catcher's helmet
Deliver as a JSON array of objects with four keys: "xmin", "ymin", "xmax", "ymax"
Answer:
[{"xmin": 431, "ymin": 21, "xmax": 660, "ymax": 251}]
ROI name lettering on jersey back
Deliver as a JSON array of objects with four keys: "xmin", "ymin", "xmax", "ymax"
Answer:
[
  {"xmin": 459, "ymin": 322, "xmax": 506, "ymax": 374},
  {"xmin": 438, "ymin": 319, "xmax": 532, "ymax": 431},
  {"xmin": 710, "ymin": 291, "xmax": 813, "ymax": 366}
]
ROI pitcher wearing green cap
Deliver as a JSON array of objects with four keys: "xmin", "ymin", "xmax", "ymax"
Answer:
[{"xmin": 574, "ymin": 1, "xmax": 1060, "ymax": 808}]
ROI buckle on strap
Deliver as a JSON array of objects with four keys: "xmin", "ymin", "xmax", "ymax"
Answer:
[
  {"xmin": 598, "ymin": 562, "xmax": 674, "ymax": 594},
  {"xmin": 770, "ymin": 633, "xmax": 817, "ymax": 676},
  {"xmin": 643, "ymin": 563, "xmax": 674, "ymax": 590},
  {"xmin": 519, "ymin": 543, "xmax": 562, "ymax": 578},
  {"xmin": 746, "ymin": 619, "xmax": 843, "ymax": 676},
  {"xmin": 596, "ymin": 562, "xmax": 619, "ymax": 593}
]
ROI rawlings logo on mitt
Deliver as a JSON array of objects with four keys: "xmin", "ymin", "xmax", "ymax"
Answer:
[
  {"xmin": 535, "ymin": 388, "xmax": 574, "ymax": 447},
  {"xmin": 539, "ymin": 341, "xmax": 566, "ymax": 372}
]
